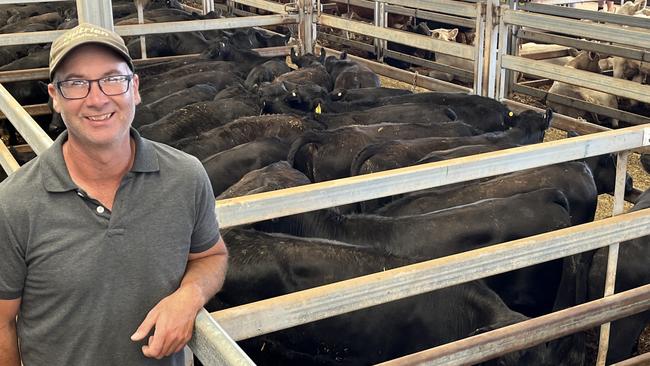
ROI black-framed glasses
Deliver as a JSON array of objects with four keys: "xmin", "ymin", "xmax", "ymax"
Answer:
[{"xmin": 55, "ymin": 75, "xmax": 133, "ymax": 100}]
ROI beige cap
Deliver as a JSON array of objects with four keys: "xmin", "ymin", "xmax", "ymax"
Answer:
[{"xmin": 49, "ymin": 22, "xmax": 134, "ymax": 80}]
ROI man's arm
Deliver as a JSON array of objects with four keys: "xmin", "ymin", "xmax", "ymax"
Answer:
[
  {"xmin": 131, "ymin": 238, "xmax": 228, "ymax": 359},
  {"xmin": 0, "ymin": 298, "xmax": 21, "ymax": 366}
]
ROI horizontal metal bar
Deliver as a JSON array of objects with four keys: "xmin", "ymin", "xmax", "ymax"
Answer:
[
  {"xmin": 503, "ymin": 9, "xmax": 650, "ymax": 49},
  {"xmin": 519, "ymin": 2, "xmax": 650, "ymax": 29},
  {"xmin": 321, "ymin": 46, "xmax": 471, "ymax": 93},
  {"xmin": 0, "ymin": 45, "xmax": 289, "ymax": 84},
  {"xmin": 0, "ymin": 104, "xmax": 50, "ymax": 120},
  {"xmin": 0, "ymin": 83, "xmax": 52, "ymax": 155},
  {"xmin": 377, "ymin": 0, "xmax": 477, "ymax": 18},
  {"xmin": 511, "ymin": 83, "xmax": 650, "ymax": 126},
  {"xmin": 215, "ymin": 124, "xmax": 647, "ymax": 228},
  {"xmin": 516, "ymin": 29, "xmax": 650, "ymax": 62},
  {"xmin": 384, "ymin": 50, "xmax": 474, "ymax": 82},
  {"xmin": 502, "ymin": 98, "xmax": 611, "ymax": 135},
  {"xmin": 115, "ymin": 14, "xmax": 299, "ymax": 36},
  {"xmin": 0, "ymin": 68, "xmax": 49, "ymax": 83},
  {"xmin": 318, "ymin": 33, "xmax": 376, "ymax": 53},
  {"xmin": 502, "ymin": 55, "xmax": 650, "ymax": 104},
  {"xmin": 377, "ymin": 284, "xmax": 650, "ymax": 366},
  {"xmin": 0, "ymin": 140, "xmax": 20, "ymax": 175},
  {"xmin": 0, "ymin": 29, "xmax": 65, "ymax": 47},
  {"xmin": 611, "ymin": 352, "xmax": 650, "ymax": 366},
  {"xmin": 189, "ymin": 308, "xmax": 255, "ymax": 366},
  {"xmin": 232, "ymin": 0, "xmax": 288, "ymax": 14},
  {"xmin": 212, "ymin": 208, "xmax": 650, "ymax": 340},
  {"xmin": 319, "ymin": 14, "xmax": 475, "ymax": 59},
  {"xmin": 0, "ymin": 0, "xmax": 69, "ymax": 3},
  {"xmin": 384, "ymin": 4, "xmax": 476, "ymax": 29}
]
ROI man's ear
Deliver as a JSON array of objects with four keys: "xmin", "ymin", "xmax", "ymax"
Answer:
[
  {"xmin": 132, "ymin": 73, "xmax": 142, "ymax": 106},
  {"xmin": 47, "ymin": 83, "xmax": 61, "ymax": 113}
]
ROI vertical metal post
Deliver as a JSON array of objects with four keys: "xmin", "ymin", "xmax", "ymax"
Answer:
[
  {"xmin": 374, "ymin": 1, "xmax": 386, "ymax": 62},
  {"xmin": 495, "ymin": 5, "xmax": 509, "ymax": 100},
  {"xmin": 0, "ymin": 141, "xmax": 20, "ymax": 175},
  {"xmin": 484, "ymin": 0, "xmax": 500, "ymax": 98},
  {"xmin": 136, "ymin": 1, "xmax": 147, "ymax": 59},
  {"xmin": 204, "ymin": 0, "xmax": 215, "ymax": 14},
  {"xmin": 298, "ymin": 0, "xmax": 314, "ymax": 54},
  {"xmin": 473, "ymin": 1, "xmax": 485, "ymax": 96},
  {"xmin": 226, "ymin": 0, "xmax": 235, "ymax": 16},
  {"xmin": 596, "ymin": 150, "xmax": 630, "ymax": 366},
  {"xmin": 76, "ymin": 0, "xmax": 114, "ymax": 29}
]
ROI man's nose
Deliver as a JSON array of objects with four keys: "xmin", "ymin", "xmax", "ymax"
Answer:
[{"xmin": 85, "ymin": 81, "xmax": 109, "ymax": 104}]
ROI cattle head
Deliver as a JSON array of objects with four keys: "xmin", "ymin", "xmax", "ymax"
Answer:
[
  {"xmin": 201, "ymin": 40, "xmax": 230, "ymax": 60},
  {"xmin": 431, "ymin": 28, "xmax": 459, "ymax": 42},
  {"xmin": 566, "ymin": 51, "xmax": 601, "ymax": 73},
  {"xmin": 290, "ymin": 48, "xmax": 326, "ymax": 68},
  {"xmin": 283, "ymin": 83, "xmax": 330, "ymax": 113},
  {"xmin": 584, "ymin": 153, "xmax": 634, "ymax": 195},
  {"xmin": 641, "ymin": 153, "xmax": 650, "ymax": 174}
]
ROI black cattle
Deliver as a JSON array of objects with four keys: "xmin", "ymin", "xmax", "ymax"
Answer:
[
  {"xmin": 0, "ymin": 11, "xmax": 63, "ymax": 34},
  {"xmin": 266, "ymin": 86, "xmax": 413, "ymax": 115},
  {"xmin": 139, "ymin": 60, "xmax": 248, "ymax": 87},
  {"xmin": 138, "ymin": 96, "xmax": 261, "ymax": 145},
  {"xmin": 210, "ymin": 228, "xmax": 561, "ymax": 366},
  {"xmin": 329, "ymin": 86, "xmax": 412, "ymax": 103},
  {"xmin": 138, "ymin": 70, "xmax": 241, "ymax": 105},
  {"xmin": 202, "ymin": 138, "xmax": 292, "ymax": 197},
  {"xmin": 217, "ymin": 161, "xmax": 311, "ymax": 200},
  {"xmin": 132, "ymin": 84, "xmax": 218, "ymax": 129},
  {"xmin": 200, "ymin": 40, "xmax": 271, "ymax": 71},
  {"xmin": 376, "ymin": 161, "xmax": 598, "ymax": 226},
  {"xmin": 224, "ymin": 163, "xmax": 573, "ymax": 318},
  {"xmin": 0, "ymin": 45, "xmax": 49, "ymax": 71},
  {"xmin": 128, "ymin": 31, "xmax": 214, "ymax": 59},
  {"xmin": 641, "ymin": 153, "xmax": 650, "ymax": 174},
  {"xmin": 288, "ymin": 121, "xmax": 480, "ymax": 182},
  {"xmin": 244, "ymin": 58, "xmax": 292, "ymax": 88},
  {"xmin": 324, "ymin": 52, "xmax": 381, "ymax": 90},
  {"xmin": 322, "ymin": 92, "xmax": 514, "ymax": 132},
  {"xmin": 351, "ymin": 109, "xmax": 551, "ymax": 177},
  {"xmin": 213, "ymin": 27, "xmax": 289, "ymax": 49},
  {"xmin": 386, "ymin": 22, "xmax": 433, "ymax": 69},
  {"xmin": 315, "ymin": 103, "xmax": 458, "ymax": 130},
  {"xmin": 415, "ymin": 143, "xmax": 519, "ymax": 164},
  {"xmin": 588, "ymin": 188, "xmax": 650, "ymax": 364},
  {"xmin": 172, "ymin": 114, "xmax": 323, "ymax": 160},
  {"xmin": 274, "ymin": 49, "xmax": 333, "ymax": 91}
]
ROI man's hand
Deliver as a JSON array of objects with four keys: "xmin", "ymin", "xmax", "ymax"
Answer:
[
  {"xmin": 131, "ymin": 238, "xmax": 228, "ymax": 359},
  {"xmin": 130, "ymin": 285, "xmax": 203, "ymax": 359},
  {"xmin": 0, "ymin": 298, "xmax": 21, "ymax": 366}
]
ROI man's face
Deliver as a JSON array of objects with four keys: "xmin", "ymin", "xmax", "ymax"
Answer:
[{"xmin": 47, "ymin": 44, "xmax": 141, "ymax": 149}]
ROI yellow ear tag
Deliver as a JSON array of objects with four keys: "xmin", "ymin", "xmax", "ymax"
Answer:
[
  {"xmin": 315, "ymin": 103, "xmax": 322, "ymax": 114},
  {"xmin": 508, "ymin": 111, "xmax": 514, "ymax": 117}
]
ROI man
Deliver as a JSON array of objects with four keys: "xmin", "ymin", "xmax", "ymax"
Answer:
[{"xmin": 0, "ymin": 23, "xmax": 228, "ymax": 365}]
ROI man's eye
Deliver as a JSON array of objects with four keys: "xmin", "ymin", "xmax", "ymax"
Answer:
[
  {"xmin": 103, "ymin": 76, "xmax": 127, "ymax": 83},
  {"xmin": 66, "ymin": 80, "xmax": 88, "ymax": 87}
]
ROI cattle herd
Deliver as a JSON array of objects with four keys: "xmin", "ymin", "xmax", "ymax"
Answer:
[{"xmin": 1, "ymin": 0, "xmax": 650, "ymax": 365}]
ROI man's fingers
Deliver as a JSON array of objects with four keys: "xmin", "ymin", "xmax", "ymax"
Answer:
[{"xmin": 131, "ymin": 312, "xmax": 157, "ymax": 341}]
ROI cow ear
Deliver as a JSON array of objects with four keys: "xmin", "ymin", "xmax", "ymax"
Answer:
[
  {"xmin": 588, "ymin": 51, "xmax": 600, "ymax": 61},
  {"xmin": 450, "ymin": 28, "xmax": 459, "ymax": 40},
  {"xmin": 319, "ymin": 48, "xmax": 326, "ymax": 63},
  {"xmin": 432, "ymin": 31, "xmax": 441, "ymax": 39},
  {"xmin": 340, "ymin": 51, "xmax": 348, "ymax": 60},
  {"xmin": 290, "ymin": 47, "xmax": 298, "ymax": 64}
]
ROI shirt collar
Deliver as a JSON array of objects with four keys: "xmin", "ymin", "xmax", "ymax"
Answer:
[{"xmin": 41, "ymin": 128, "xmax": 159, "ymax": 193}]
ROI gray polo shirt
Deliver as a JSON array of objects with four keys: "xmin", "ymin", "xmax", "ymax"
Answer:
[{"xmin": 0, "ymin": 129, "xmax": 220, "ymax": 366}]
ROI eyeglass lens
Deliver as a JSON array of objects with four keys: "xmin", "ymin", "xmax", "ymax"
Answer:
[{"xmin": 57, "ymin": 75, "xmax": 131, "ymax": 99}]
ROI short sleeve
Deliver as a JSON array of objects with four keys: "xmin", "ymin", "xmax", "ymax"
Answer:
[
  {"xmin": 190, "ymin": 160, "xmax": 221, "ymax": 253},
  {"xmin": 0, "ymin": 201, "xmax": 26, "ymax": 299}
]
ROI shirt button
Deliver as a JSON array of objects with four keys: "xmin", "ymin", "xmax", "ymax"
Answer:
[{"xmin": 96, "ymin": 206, "xmax": 105, "ymax": 214}]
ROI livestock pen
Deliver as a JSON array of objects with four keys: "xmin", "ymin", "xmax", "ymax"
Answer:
[{"xmin": 1, "ymin": 0, "xmax": 650, "ymax": 365}]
